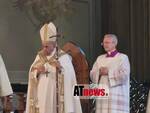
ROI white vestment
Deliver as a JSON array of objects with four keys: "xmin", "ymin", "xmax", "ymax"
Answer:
[
  {"xmin": 26, "ymin": 49, "xmax": 82, "ymax": 113},
  {"xmin": 0, "ymin": 55, "xmax": 13, "ymax": 97},
  {"xmin": 90, "ymin": 53, "xmax": 130, "ymax": 113},
  {"xmin": 146, "ymin": 90, "xmax": 150, "ymax": 113}
]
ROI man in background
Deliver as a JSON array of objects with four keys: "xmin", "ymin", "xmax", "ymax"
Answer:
[{"xmin": 90, "ymin": 34, "xmax": 130, "ymax": 113}]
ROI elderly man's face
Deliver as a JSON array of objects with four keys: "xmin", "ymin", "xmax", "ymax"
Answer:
[
  {"xmin": 102, "ymin": 37, "xmax": 116, "ymax": 52},
  {"xmin": 42, "ymin": 41, "xmax": 56, "ymax": 55}
]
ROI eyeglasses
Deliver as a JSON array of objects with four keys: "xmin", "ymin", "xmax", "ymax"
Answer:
[{"xmin": 102, "ymin": 41, "xmax": 114, "ymax": 44}]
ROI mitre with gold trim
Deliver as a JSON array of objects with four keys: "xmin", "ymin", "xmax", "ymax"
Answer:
[{"xmin": 40, "ymin": 22, "xmax": 57, "ymax": 42}]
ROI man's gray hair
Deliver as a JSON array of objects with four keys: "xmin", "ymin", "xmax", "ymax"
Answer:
[{"xmin": 104, "ymin": 34, "xmax": 118, "ymax": 45}]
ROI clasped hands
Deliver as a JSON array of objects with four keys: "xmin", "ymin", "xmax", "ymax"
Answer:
[{"xmin": 99, "ymin": 67, "xmax": 108, "ymax": 76}]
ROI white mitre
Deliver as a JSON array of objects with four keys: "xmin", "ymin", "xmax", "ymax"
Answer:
[{"xmin": 40, "ymin": 22, "xmax": 57, "ymax": 42}]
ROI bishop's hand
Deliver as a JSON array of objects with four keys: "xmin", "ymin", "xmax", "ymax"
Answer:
[
  {"xmin": 32, "ymin": 65, "xmax": 46, "ymax": 75},
  {"xmin": 51, "ymin": 61, "xmax": 62, "ymax": 72}
]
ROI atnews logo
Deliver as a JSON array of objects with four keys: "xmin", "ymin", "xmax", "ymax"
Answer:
[{"xmin": 73, "ymin": 84, "xmax": 109, "ymax": 99}]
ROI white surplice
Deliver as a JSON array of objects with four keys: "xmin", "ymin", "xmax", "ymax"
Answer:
[{"xmin": 90, "ymin": 53, "xmax": 130, "ymax": 113}]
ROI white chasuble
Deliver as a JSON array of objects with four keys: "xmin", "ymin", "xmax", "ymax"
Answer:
[{"xmin": 26, "ymin": 50, "xmax": 82, "ymax": 113}]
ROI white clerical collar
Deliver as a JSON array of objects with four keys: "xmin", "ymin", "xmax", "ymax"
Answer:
[{"xmin": 107, "ymin": 49, "xmax": 116, "ymax": 55}]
